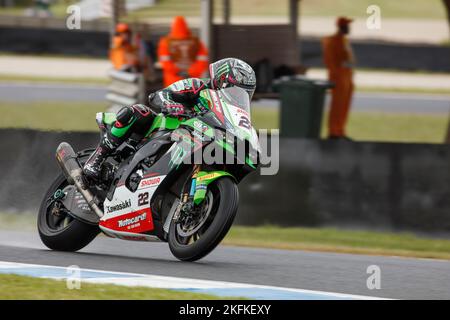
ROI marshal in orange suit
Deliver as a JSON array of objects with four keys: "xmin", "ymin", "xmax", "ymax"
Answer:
[
  {"xmin": 322, "ymin": 17, "xmax": 355, "ymax": 140},
  {"xmin": 110, "ymin": 23, "xmax": 139, "ymax": 72},
  {"xmin": 157, "ymin": 16, "xmax": 209, "ymax": 87}
]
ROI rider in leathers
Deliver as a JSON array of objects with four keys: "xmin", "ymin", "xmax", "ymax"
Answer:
[{"xmin": 83, "ymin": 58, "xmax": 257, "ymax": 181}]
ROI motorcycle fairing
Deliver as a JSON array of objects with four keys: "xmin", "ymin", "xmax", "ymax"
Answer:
[
  {"xmin": 100, "ymin": 132, "xmax": 176, "ymax": 240},
  {"xmin": 99, "ymin": 128, "xmax": 209, "ymax": 240},
  {"xmin": 193, "ymin": 171, "xmax": 234, "ymax": 205},
  {"xmin": 99, "ymin": 174, "xmax": 166, "ymax": 240}
]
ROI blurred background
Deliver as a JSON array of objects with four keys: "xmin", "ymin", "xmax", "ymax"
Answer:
[
  {"xmin": 0, "ymin": 0, "xmax": 450, "ymax": 253},
  {"xmin": 0, "ymin": 0, "xmax": 449, "ymax": 142}
]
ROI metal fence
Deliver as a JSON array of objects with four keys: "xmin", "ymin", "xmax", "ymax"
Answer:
[{"xmin": 106, "ymin": 69, "xmax": 146, "ymax": 111}]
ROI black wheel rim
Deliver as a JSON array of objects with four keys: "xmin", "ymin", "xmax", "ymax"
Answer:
[
  {"xmin": 44, "ymin": 182, "xmax": 74, "ymax": 233},
  {"xmin": 175, "ymin": 184, "xmax": 221, "ymax": 246}
]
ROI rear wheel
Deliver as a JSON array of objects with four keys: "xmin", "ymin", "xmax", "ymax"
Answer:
[
  {"xmin": 168, "ymin": 177, "xmax": 238, "ymax": 261},
  {"xmin": 38, "ymin": 173, "xmax": 100, "ymax": 252}
]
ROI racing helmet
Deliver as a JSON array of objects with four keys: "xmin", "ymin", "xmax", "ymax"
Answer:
[{"xmin": 209, "ymin": 58, "xmax": 257, "ymax": 99}]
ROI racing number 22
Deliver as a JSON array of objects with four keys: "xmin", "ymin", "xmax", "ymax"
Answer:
[
  {"xmin": 239, "ymin": 116, "xmax": 251, "ymax": 129},
  {"xmin": 138, "ymin": 192, "xmax": 149, "ymax": 206}
]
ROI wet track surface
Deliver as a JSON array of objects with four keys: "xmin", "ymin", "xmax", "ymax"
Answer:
[{"xmin": 0, "ymin": 230, "xmax": 449, "ymax": 299}]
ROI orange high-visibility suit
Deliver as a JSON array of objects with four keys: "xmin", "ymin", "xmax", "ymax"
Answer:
[
  {"xmin": 322, "ymin": 27, "xmax": 355, "ymax": 137},
  {"xmin": 157, "ymin": 16, "xmax": 209, "ymax": 87},
  {"xmin": 110, "ymin": 23, "xmax": 139, "ymax": 71}
]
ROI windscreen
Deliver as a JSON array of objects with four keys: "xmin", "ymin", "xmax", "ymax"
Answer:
[{"xmin": 218, "ymin": 87, "xmax": 251, "ymax": 115}]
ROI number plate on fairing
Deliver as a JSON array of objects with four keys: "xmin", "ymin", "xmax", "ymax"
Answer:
[{"xmin": 99, "ymin": 175, "xmax": 166, "ymax": 239}]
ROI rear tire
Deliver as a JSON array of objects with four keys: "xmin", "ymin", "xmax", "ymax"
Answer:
[
  {"xmin": 38, "ymin": 173, "xmax": 100, "ymax": 252},
  {"xmin": 168, "ymin": 177, "xmax": 238, "ymax": 262}
]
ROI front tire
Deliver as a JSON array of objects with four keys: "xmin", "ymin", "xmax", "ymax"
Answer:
[
  {"xmin": 168, "ymin": 177, "xmax": 239, "ymax": 261},
  {"xmin": 38, "ymin": 173, "xmax": 100, "ymax": 252}
]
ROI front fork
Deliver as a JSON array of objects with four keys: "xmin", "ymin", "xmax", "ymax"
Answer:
[
  {"xmin": 173, "ymin": 165, "xmax": 201, "ymax": 222},
  {"xmin": 172, "ymin": 166, "xmax": 234, "ymax": 222}
]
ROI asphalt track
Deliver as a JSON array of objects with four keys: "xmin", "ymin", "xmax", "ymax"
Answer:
[
  {"xmin": 1, "ymin": 82, "xmax": 449, "ymax": 114},
  {"xmin": 0, "ymin": 229, "xmax": 449, "ymax": 299}
]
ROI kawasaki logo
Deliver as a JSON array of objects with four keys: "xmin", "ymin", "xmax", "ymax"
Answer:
[
  {"xmin": 118, "ymin": 212, "xmax": 147, "ymax": 228},
  {"xmin": 106, "ymin": 199, "xmax": 131, "ymax": 213}
]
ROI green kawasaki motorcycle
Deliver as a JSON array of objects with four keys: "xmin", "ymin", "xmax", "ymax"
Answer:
[{"xmin": 38, "ymin": 86, "xmax": 261, "ymax": 261}]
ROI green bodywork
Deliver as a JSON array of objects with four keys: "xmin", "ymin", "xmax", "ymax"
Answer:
[
  {"xmin": 111, "ymin": 119, "xmax": 136, "ymax": 138},
  {"xmin": 102, "ymin": 113, "xmax": 117, "ymax": 125},
  {"xmin": 146, "ymin": 114, "xmax": 181, "ymax": 137},
  {"xmin": 99, "ymin": 112, "xmax": 135, "ymax": 138},
  {"xmin": 193, "ymin": 171, "xmax": 234, "ymax": 205}
]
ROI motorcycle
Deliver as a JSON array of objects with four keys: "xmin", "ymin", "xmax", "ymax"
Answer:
[{"xmin": 37, "ymin": 86, "xmax": 260, "ymax": 261}]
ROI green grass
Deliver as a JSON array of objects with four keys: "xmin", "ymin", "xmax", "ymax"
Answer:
[
  {"xmin": 1, "ymin": 0, "xmax": 447, "ymax": 19},
  {"xmin": 300, "ymin": 0, "xmax": 447, "ymax": 19},
  {"xmin": 224, "ymin": 225, "xmax": 450, "ymax": 260},
  {"xmin": 0, "ymin": 274, "xmax": 236, "ymax": 299},
  {"xmin": 357, "ymin": 86, "xmax": 450, "ymax": 96},
  {"xmin": 252, "ymin": 108, "xmax": 449, "ymax": 144},
  {"xmin": 0, "ymin": 0, "xmax": 78, "ymax": 18},
  {"xmin": 1, "ymin": 101, "xmax": 447, "ymax": 143},
  {"xmin": 0, "ymin": 212, "xmax": 36, "ymax": 231},
  {"xmin": 0, "ymin": 101, "xmax": 108, "ymax": 132},
  {"xmin": 125, "ymin": 0, "xmax": 447, "ymax": 19},
  {"xmin": 0, "ymin": 52, "xmax": 109, "ymax": 60},
  {"xmin": 0, "ymin": 74, "xmax": 109, "ymax": 85},
  {"xmin": 344, "ymin": 111, "xmax": 448, "ymax": 143}
]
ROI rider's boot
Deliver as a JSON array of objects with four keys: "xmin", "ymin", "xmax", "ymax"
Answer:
[{"xmin": 83, "ymin": 135, "xmax": 117, "ymax": 181}]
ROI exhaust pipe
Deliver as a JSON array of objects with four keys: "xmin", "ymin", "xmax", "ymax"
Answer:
[{"xmin": 56, "ymin": 142, "xmax": 104, "ymax": 218}]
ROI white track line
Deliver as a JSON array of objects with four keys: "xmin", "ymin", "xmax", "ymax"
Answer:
[{"xmin": 0, "ymin": 261, "xmax": 389, "ymax": 300}]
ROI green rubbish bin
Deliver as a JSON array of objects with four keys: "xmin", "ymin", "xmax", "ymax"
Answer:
[{"xmin": 274, "ymin": 77, "xmax": 333, "ymax": 138}]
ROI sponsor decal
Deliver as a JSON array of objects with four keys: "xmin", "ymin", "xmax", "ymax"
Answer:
[
  {"xmin": 138, "ymin": 176, "xmax": 161, "ymax": 189},
  {"xmin": 236, "ymin": 108, "xmax": 249, "ymax": 116},
  {"xmin": 120, "ymin": 235, "xmax": 148, "ymax": 241},
  {"xmin": 105, "ymin": 199, "xmax": 131, "ymax": 213},
  {"xmin": 196, "ymin": 172, "xmax": 220, "ymax": 182},
  {"xmin": 118, "ymin": 211, "xmax": 147, "ymax": 228},
  {"xmin": 100, "ymin": 208, "xmax": 154, "ymax": 233},
  {"xmin": 57, "ymin": 148, "xmax": 66, "ymax": 160},
  {"xmin": 212, "ymin": 97, "xmax": 221, "ymax": 113}
]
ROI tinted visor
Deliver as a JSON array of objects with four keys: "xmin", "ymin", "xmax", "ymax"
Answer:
[{"xmin": 236, "ymin": 83, "xmax": 255, "ymax": 100}]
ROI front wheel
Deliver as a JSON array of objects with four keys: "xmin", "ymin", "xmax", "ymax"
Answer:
[{"xmin": 168, "ymin": 177, "xmax": 239, "ymax": 262}]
